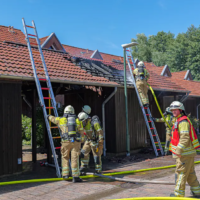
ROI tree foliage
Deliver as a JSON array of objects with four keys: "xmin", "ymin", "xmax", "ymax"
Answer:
[{"xmin": 131, "ymin": 25, "xmax": 200, "ymax": 80}]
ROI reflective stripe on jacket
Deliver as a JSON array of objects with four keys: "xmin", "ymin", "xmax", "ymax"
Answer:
[{"xmin": 170, "ymin": 115, "xmax": 200, "ymax": 157}]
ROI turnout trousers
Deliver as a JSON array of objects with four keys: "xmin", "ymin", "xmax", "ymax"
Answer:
[
  {"xmin": 81, "ymin": 141, "xmax": 103, "ymax": 172},
  {"xmin": 136, "ymin": 79, "xmax": 149, "ymax": 105},
  {"xmin": 61, "ymin": 140, "xmax": 81, "ymax": 177},
  {"xmin": 174, "ymin": 156, "xmax": 200, "ymax": 197}
]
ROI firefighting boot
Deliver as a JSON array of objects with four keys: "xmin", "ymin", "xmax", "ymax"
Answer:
[
  {"xmin": 170, "ymin": 193, "xmax": 177, "ymax": 197},
  {"xmin": 80, "ymin": 166, "xmax": 88, "ymax": 175},
  {"xmin": 72, "ymin": 177, "xmax": 83, "ymax": 183},
  {"xmin": 143, "ymin": 104, "xmax": 149, "ymax": 107},
  {"xmin": 63, "ymin": 175, "xmax": 69, "ymax": 180},
  {"xmin": 191, "ymin": 191, "xmax": 200, "ymax": 198}
]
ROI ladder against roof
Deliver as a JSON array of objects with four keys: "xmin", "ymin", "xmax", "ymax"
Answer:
[
  {"xmin": 22, "ymin": 18, "xmax": 62, "ymax": 177},
  {"xmin": 125, "ymin": 48, "xmax": 164, "ymax": 157}
]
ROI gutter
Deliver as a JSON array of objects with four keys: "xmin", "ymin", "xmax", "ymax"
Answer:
[
  {"xmin": 102, "ymin": 87, "xmax": 117, "ymax": 156},
  {"xmin": 0, "ymin": 74, "xmax": 118, "ymax": 88},
  {"xmin": 0, "ymin": 74, "xmax": 192, "ymax": 94}
]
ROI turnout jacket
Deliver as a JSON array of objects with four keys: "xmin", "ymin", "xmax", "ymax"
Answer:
[
  {"xmin": 170, "ymin": 114, "xmax": 200, "ymax": 157},
  {"xmin": 155, "ymin": 114, "xmax": 176, "ymax": 133},
  {"xmin": 48, "ymin": 115, "xmax": 82, "ymax": 142},
  {"xmin": 133, "ymin": 68, "xmax": 150, "ymax": 81},
  {"xmin": 84, "ymin": 119, "xmax": 104, "ymax": 142}
]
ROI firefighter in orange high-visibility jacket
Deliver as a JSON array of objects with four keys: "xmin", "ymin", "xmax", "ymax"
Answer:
[
  {"xmin": 169, "ymin": 101, "xmax": 200, "ymax": 198},
  {"xmin": 133, "ymin": 61, "xmax": 150, "ymax": 107},
  {"xmin": 78, "ymin": 112, "xmax": 104, "ymax": 174},
  {"xmin": 47, "ymin": 105, "xmax": 82, "ymax": 183}
]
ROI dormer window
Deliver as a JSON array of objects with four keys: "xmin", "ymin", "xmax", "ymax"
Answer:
[
  {"xmin": 90, "ymin": 50, "xmax": 103, "ymax": 60},
  {"xmin": 161, "ymin": 65, "xmax": 171, "ymax": 77},
  {"xmin": 184, "ymin": 70, "xmax": 193, "ymax": 80}
]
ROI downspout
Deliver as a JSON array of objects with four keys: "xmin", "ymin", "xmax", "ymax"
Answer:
[
  {"xmin": 102, "ymin": 87, "xmax": 117, "ymax": 156},
  {"xmin": 197, "ymin": 104, "xmax": 200, "ymax": 134},
  {"xmin": 180, "ymin": 92, "xmax": 191, "ymax": 103}
]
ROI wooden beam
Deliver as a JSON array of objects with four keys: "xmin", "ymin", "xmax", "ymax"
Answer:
[{"xmin": 32, "ymin": 89, "xmax": 37, "ymax": 163}]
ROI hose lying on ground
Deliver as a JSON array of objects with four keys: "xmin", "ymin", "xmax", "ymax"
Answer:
[{"xmin": 1, "ymin": 161, "xmax": 200, "ymax": 186}]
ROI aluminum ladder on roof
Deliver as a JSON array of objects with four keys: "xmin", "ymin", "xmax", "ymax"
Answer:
[
  {"xmin": 125, "ymin": 48, "xmax": 164, "ymax": 157},
  {"xmin": 22, "ymin": 18, "xmax": 62, "ymax": 177}
]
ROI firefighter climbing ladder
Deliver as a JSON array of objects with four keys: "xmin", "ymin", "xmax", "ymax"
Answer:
[
  {"xmin": 22, "ymin": 18, "xmax": 62, "ymax": 177},
  {"xmin": 125, "ymin": 48, "xmax": 164, "ymax": 156}
]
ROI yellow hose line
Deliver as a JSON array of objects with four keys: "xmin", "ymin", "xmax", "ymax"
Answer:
[
  {"xmin": 1, "ymin": 161, "xmax": 200, "ymax": 186},
  {"xmin": 147, "ymin": 83, "xmax": 171, "ymax": 130},
  {"xmin": 112, "ymin": 197, "xmax": 198, "ymax": 200}
]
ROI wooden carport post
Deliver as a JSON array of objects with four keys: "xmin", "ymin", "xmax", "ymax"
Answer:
[{"xmin": 32, "ymin": 89, "xmax": 37, "ymax": 162}]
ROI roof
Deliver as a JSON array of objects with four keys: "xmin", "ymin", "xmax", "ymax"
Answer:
[
  {"xmin": 0, "ymin": 24, "xmax": 197, "ymax": 95},
  {"xmin": 0, "ymin": 41, "xmax": 118, "ymax": 86}
]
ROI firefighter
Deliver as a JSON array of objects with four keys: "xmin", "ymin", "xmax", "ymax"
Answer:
[
  {"xmin": 133, "ymin": 61, "xmax": 150, "ymax": 107},
  {"xmin": 82, "ymin": 105, "xmax": 91, "ymax": 116},
  {"xmin": 47, "ymin": 105, "xmax": 82, "ymax": 183},
  {"xmin": 81, "ymin": 105, "xmax": 92, "ymax": 143},
  {"xmin": 78, "ymin": 112, "xmax": 104, "ymax": 174},
  {"xmin": 151, "ymin": 107, "xmax": 176, "ymax": 155},
  {"xmin": 169, "ymin": 101, "xmax": 200, "ymax": 197}
]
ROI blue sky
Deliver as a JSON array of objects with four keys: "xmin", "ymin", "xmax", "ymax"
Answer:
[{"xmin": 1, "ymin": 0, "xmax": 200, "ymax": 56}]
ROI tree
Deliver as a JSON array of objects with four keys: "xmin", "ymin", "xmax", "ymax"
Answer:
[{"xmin": 131, "ymin": 33, "xmax": 152, "ymax": 62}]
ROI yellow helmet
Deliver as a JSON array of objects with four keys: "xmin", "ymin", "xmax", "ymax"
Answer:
[
  {"xmin": 82, "ymin": 105, "xmax": 91, "ymax": 115},
  {"xmin": 64, "ymin": 105, "xmax": 75, "ymax": 114},
  {"xmin": 169, "ymin": 101, "xmax": 185, "ymax": 111}
]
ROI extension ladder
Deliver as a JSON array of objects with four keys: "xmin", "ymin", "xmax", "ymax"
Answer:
[
  {"xmin": 22, "ymin": 18, "xmax": 62, "ymax": 177},
  {"xmin": 125, "ymin": 48, "xmax": 164, "ymax": 156}
]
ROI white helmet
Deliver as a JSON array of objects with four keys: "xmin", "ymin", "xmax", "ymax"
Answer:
[
  {"xmin": 169, "ymin": 101, "xmax": 185, "ymax": 111},
  {"xmin": 78, "ymin": 112, "xmax": 89, "ymax": 121},
  {"xmin": 138, "ymin": 61, "xmax": 144, "ymax": 68},
  {"xmin": 64, "ymin": 105, "xmax": 75, "ymax": 114},
  {"xmin": 82, "ymin": 105, "xmax": 91, "ymax": 115}
]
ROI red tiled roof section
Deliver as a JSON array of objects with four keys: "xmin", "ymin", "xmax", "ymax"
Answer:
[
  {"xmin": 0, "ymin": 25, "xmax": 26, "ymax": 44},
  {"xmin": 0, "ymin": 42, "xmax": 118, "ymax": 85},
  {"xmin": 63, "ymin": 45, "xmax": 94, "ymax": 58},
  {"xmin": 63, "ymin": 44, "xmax": 124, "ymax": 62},
  {"xmin": 172, "ymin": 71, "xmax": 187, "ymax": 80},
  {"xmin": 40, "ymin": 36, "xmax": 48, "ymax": 45}
]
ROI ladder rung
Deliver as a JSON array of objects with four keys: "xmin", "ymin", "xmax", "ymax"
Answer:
[
  {"xmin": 26, "ymin": 25, "xmax": 34, "ymax": 28},
  {"xmin": 30, "ymin": 42, "xmax": 38, "ymax": 46},
  {"xmin": 35, "ymin": 60, "xmax": 43, "ymax": 63},
  {"xmin": 128, "ymin": 56, "xmax": 131, "ymax": 57},
  {"xmin": 148, "ymin": 121, "xmax": 152, "ymax": 122},
  {"xmin": 43, "ymin": 97, "xmax": 51, "ymax": 99},
  {"xmin": 155, "ymin": 142, "xmax": 158, "ymax": 143},
  {"xmin": 53, "ymin": 136, "xmax": 61, "ymax": 139},
  {"xmin": 41, "ymin": 88, "xmax": 49, "ymax": 90},
  {"xmin": 144, "ymin": 107, "xmax": 148, "ymax": 109},
  {"xmin": 55, "ymin": 147, "xmax": 61, "ymax": 149},
  {"xmin": 150, "ymin": 128, "xmax": 154, "ymax": 130},
  {"xmin": 28, "ymin": 34, "xmax": 37, "ymax": 37},
  {"xmin": 46, "ymin": 107, "xmax": 54, "ymax": 109},
  {"xmin": 51, "ymin": 127, "xmax": 58, "ymax": 129},
  {"xmin": 37, "ymin": 69, "xmax": 45, "ymax": 72},
  {"xmin": 152, "ymin": 135, "xmax": 156, "ymax": 136},
  {"xmin": 146, "ymin": 114, "xmax": 150, "ymax": 116},
  {"xmin": 39, "ymin": 78, "xmax": 46, "ymax": 81},
  {"xmin": 32, "ymin": 51, "xmax": 40, "ymax": 54},
  {"xmin": 126, "ymin": 50, "xmax": 130, "ymax": 51},
  {"xmin": 157, "ymin": 149, "xmax": 161, "ymax": 150}
]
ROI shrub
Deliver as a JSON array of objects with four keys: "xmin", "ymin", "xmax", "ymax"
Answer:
[{"xmin": 21, "ymin": 115, "xmax": 32, "ymax": 141}]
